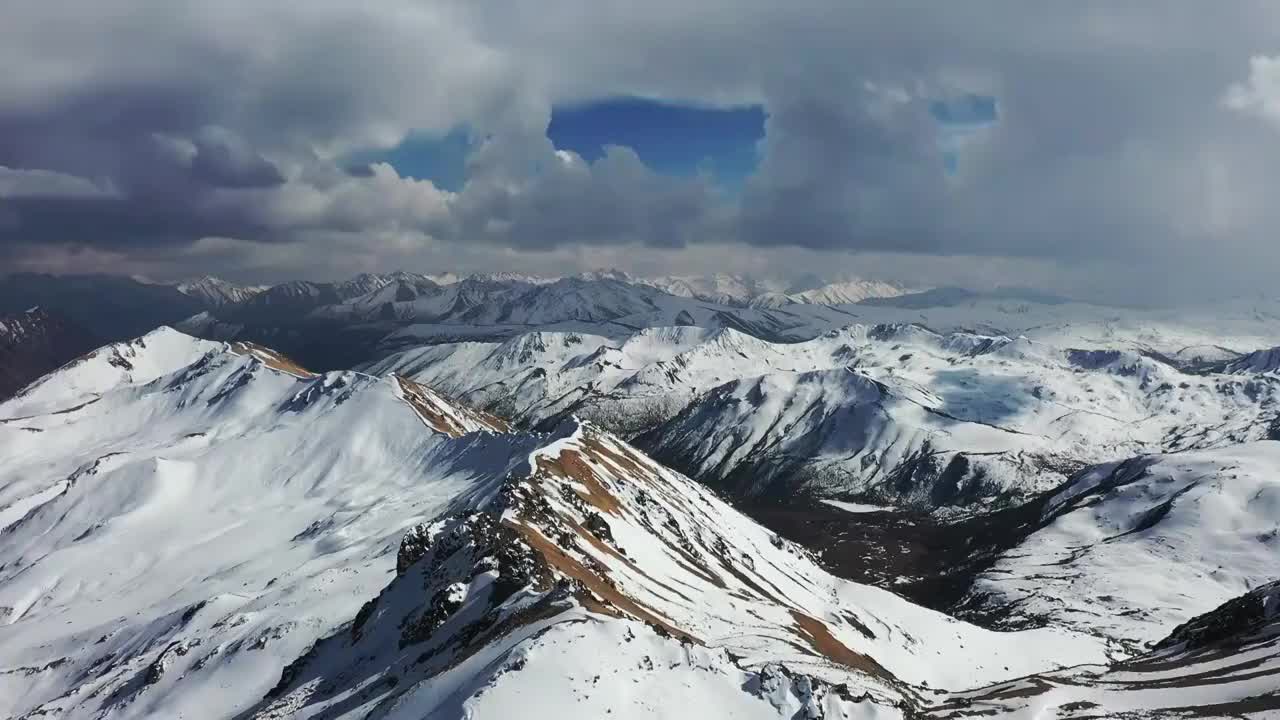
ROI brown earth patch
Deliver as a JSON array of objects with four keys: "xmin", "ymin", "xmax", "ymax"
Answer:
[
  {"xmin": 229, "ymin": 342, "xmax": 317, "ymax": 378},
  {"xmin": 505, "ymin": 519, "xmax": 697, "ymax": 644},
  {"xmin": 541, "ymin": 443, "xmax": 733, "ymax": 591},
  {"xmin": 395, "ymin": 375, "xmax": 508, "ymax": 438},
  {"xmin": 591, "ymin": 441, "xmax": 654, "ymax": 482},
  {"xmin": 789, "ymin": 609, "xmax": 894, "ymax": 681},
  {"xmin": 553, "ymin": 511, "xmax": 702, "ymax": 604},
  {"xmin": 536, "ymin": 448, "xmax": 622, "ymax": 515}
]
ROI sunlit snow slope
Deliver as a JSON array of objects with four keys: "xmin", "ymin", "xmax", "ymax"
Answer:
[
  {"xmin": 370, "ymin": 322, "xmax": 1280, "ymax": 508},
  {"xmin": 3, "ymin": 327, "xmax": 1276, "ymax": 719},
  {"xmin": 0, "ymin": 330, "xmax": 516, "ymax": 719},
  {"xmin": 0, "ymin": 329, "xmax": 1111, "ymax": 720},
  {"xmin": 931, "ymin": 580, "xmax": 1280, "ymax": 718},
  {"xmin": 961, "ymin": 443, "xmax": 1280, "ymax": 653}
]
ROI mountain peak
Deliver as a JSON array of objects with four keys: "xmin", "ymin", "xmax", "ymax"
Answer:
[
  {"xmin": 174, "ymin": 275, "xmax": 268, "ymax": 307},
  {"xmin": 2, "ymin": 326, "xmax": 220, "ymax": 415}
]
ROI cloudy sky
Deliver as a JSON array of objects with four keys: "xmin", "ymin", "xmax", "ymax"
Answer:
[{"xmin": 4, "ymin": 1, "xmax": 1280, "ymax": 303}]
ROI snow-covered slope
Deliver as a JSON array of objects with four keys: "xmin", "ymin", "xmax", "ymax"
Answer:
[
  {"xmin": 249, "ymin": 419, "xmax": 1106, "ymax": 718},
  {"xmin": 2, "ymin": 326, "xmax": 221, "ymax": 416},
  {"xmin": 0, "ymin": 330, "xmax": 1120, "ymax": 720},
  {"xmin": 638, "ymin": 366, "xmax": 1063, "ymax": 504},
  {"xmin": 931, "ymin": 580, "xmax": 1280, "ymax": 718},
  {"xmin": 362, "ymin": 326, "xmax": 720, "ymax": 434},
  {"xmin": 0, "ymin": 333, "xmax": 517, "ymax": 719},
  {"xmin": 5, "ymin": 327, "xmax": 1277, "ymax": 719},
  {"xmin": 370, "ymin": 323, "xmax": 1280, "ymax": 508},
  {"xmin": 960, "ymin": 443, "xmax": 1280, "ymax": 653}
]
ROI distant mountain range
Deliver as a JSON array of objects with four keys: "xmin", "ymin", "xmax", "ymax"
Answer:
[
  {"xmin": 167, "ymin": 270, "xmax": 919, "ymax": 370},
  {"xmin": 160, "ymin": 270, "xmax": 909, "ymax": 311},
  {"xmin": 0, "ymin": 271, "xmax": 912, "ymax": 357}
]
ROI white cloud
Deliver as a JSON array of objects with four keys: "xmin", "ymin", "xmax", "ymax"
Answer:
[{"xmin": 1225, "ymin": 55, "xmax": 1280, "ymax": 126}]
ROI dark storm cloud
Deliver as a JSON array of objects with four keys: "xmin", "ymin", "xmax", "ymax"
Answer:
[
  {"xmin": 188, "ymin": 132, "xmax": 286, "ymax": 190},
  {"xmin": 736, "ymin": 82, "xmax": 949, "ymax": 252},
  {"xmin": 0, "ymin": 0, "xmax": 515, "ymax": 255}
]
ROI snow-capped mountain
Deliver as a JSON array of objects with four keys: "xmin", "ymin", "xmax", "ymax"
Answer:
[
  {"xmin": 333, "ymin": 271, "xmax": 466, "ymax": 300},
  {"xmin": 317, "ymin": 274, "xmax": 837, "ymax": 333},
  {"xmin": 3, "ymin": 326, "xmax": 1277, "ymax": 719},
  {"xmin": 0, "ymin": 330, "xmax": 517, "ymax": 719},
  {"xmin": 174, "ymin": 267, "xmax": 1280, "ymax": 384},
  {"xmin": 0, "ymin": 329, "xmax": 1113, "ymax": 719},
  {"xmin": 1222, "ymin": 345, "xmax": 1280, "ymax": 374},
  {"xmin": 636, "ymin": 273, "xmax": 791, "ymax": 306},
  {"xmin": 0, "ymin": 307, "xmax": 100, "ymax": 401},
  {"xmin": 251, "ymin": 419, "xmax": 1108, "ymax": 719},
  {"xmin": 196, "ymin": 273, "xmax": 454, "ymax": 319},
  {"xmin": 368, "ymin": 322, "xmax": 1280, "ymax": 509},
  {"xmin": 631, "ymin": 273, "xmax": 907, "ymax": 308},
  {"xmin": 176, "ymin": 270, "xmax": 910, "ymax": 367},
  {"xmin": 313, "ymin": 273, "xmax": 545, "ymax": 324},
  {"xmin": 748, "ymin": 279, "xmax": 908, "ymax": 308},
  {"xmin": 3, "ymin": 323, "xmax": 219, "ymax": 416},
  {"xmin": 265, "ymin": 274, "xmax": 861, "ymax": 362},
  {"xmin": 173, "ymin": 276, "xmax": 269, "ymax": 306},
  {"xmin": 235, "ymin": 280, "xmax": 344, "ymax": 314}
]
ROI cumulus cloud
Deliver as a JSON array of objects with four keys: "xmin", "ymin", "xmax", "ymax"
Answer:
[
  {"xmin": 450, "ymin": 145, "xmax": 726, "ymax": 249},
  {"xmin": 1225, "ymin": 55, "xmax": 1280, "ymax": 126},
  {"xmin": 4, "ymin": 1, "xmax": 1280, "ymax": 303}
]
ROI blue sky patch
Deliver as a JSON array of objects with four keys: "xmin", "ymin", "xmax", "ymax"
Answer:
[
  {"xmin": 548, "ymin": 97, "xmax": 764, "ymax": 187},
  {"xmin": 347, "ymin": 127, "xmax": 472, "ymax": 191},
  {"xmin": 930, "ymin": 94, "xmax": 998, "ymax": 128},
  {"xmin": 931, "ymin": 94, "xmax": 999, "ymax": 176}
]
